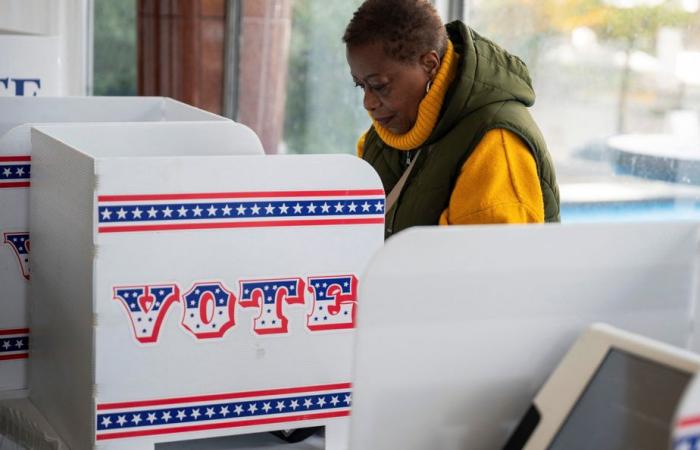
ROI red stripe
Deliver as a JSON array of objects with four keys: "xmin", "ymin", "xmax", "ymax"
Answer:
[
  {"xmin": 98, "ymin": 218, "xmax": 384, "ymax": 233},
  {"xmin": 98, "ymin": 189, "xmax": 384, "ymax": 202},
  {"xmin": 0, "ymin": 156, "xmax": 31, "ymax": 162},
  {"xmin": 0, "ymin": 328, "xmax": 29, "ymax": 336},
  {"xmin": 678, "ymin": 415, "xmax": 700, "ymax": 428},
  {"xmin": 0, "ymin": 353, "xmax": 28, "ymax": 361},
  {"xmin": 0, "ymin": 182, "xmax": 30, "ymax": 188},
  {"xmin": 95, "ymin": 411, "xmax": 349, "ymax": 441},
  {"xmin": 97, "ymin": 382, "xmax": 352, "ymax": 410}
]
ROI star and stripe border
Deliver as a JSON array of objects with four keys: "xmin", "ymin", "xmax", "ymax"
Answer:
[
  {"xmin": 0, "ymin": 328, "xmax": 29, "ymax": 360},
  {"xmin": 0, "ymin": 156, "xmax": 31, "ymax": 189},
  {"xmin": 97, "ymin": 189, "xmax": 385, "ymax": 233},
  {"xmin": 95, "ymin": 382, "xmax": 351, "ymax": 441},
  {"xmin": 674, "ymin": 415, "xmax": 700, "ymax": 449}
]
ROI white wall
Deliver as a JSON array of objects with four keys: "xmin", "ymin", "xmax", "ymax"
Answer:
[{"xmin": 0, "ymin": 0, "xmax": 91, "ymax": 95}]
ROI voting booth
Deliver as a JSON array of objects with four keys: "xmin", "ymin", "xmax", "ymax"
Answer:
[
  {"xmin": 0, "ymin": 97, "xmax": 228, "ymax": 143},
  {"xmin": 0, "ymin": 35, "xmax": 62, "ymax": 97},
  {"xmin": 349, "ymin": 223, "xmax": 700, "ymax": 450},
  {"xmin": 673, "ymin": 374, "xmax": 700, "ymax": 449},
  {"xmin": 27, "ymin": 123, "xmax": 384, "ymax": 449},
  {"xmin": 0, "ymin": 97, "xmax": 250, "ymax": 395}
]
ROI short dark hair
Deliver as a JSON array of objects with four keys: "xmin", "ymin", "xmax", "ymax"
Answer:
[{"xmin": 343, "ymin": 0, "xmax": 448, "ymax": 63}]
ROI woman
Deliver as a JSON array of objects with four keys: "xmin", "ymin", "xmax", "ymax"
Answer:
[{"xmin": 344, "ymin": 0, "xmax": 560, "ymax": 238}]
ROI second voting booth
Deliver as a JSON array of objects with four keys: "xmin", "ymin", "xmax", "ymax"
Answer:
[
  {"xmin": 350, "ymin": 223, "xmax": 700, "ymax": 450},
  {"xmin": 0, "ymin": 97, "xmax": 256, "ymax": 395},
  {"xmin": 26, "ymin": 122, "xmax": 384, "ymax": 449},
  {"xmin": 0, "ymin": 35, "xmax": 62, "ymax": 97}
]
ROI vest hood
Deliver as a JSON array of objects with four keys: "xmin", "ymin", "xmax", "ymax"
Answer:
[{"xmin": 429, "ymin": 22, "xmax": 536, "ymax": 143}]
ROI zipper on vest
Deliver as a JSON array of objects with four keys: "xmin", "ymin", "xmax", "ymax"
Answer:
[{"xmin": 403, "ymin": 149, "xmax": 418, "ymax": 168}]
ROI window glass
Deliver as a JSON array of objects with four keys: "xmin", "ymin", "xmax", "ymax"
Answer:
[
  {"xmin": 282, "ymin": 0, "xmax": 366, "ymax": 154},
  {"xmin": 93, "ymin": 0, "xmax": 137, "ymax": 96},
  {"xmin": 466, "ymin": 0, "xmax": 700, "ymax": 221}
]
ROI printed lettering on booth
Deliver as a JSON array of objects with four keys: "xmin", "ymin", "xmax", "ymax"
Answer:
[{"xmin": 113, "ymin": 275, "xmax": 359, "ymax": 344}]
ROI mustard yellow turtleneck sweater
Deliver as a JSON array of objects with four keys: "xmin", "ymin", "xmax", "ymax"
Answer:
[{"xmin": 357, "ymin": 41, "xmax": 544, "ymax": 225}]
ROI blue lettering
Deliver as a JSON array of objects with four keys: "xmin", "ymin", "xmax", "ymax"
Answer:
[{"xmin": 12, "ymin": 78, "xmax": 41, "ymax": 96}]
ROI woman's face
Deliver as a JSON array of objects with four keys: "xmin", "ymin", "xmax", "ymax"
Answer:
[{"xmin": 347, "ymin": 42, "xmax": 438, "ymax": 134}]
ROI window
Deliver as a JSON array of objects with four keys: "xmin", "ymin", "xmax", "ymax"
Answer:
[
  {"xmin": 463, "ymin": 0, "xmax": 700, "ymax": 221},
  {"xmin": 93, "ymin": 0, "xmax": 137, "ymax": 96},
  {"xmin": 282, "ymin": 0, "xmax": 365, "ymax": 154},
  {"xmin": 91, "ymin": 0, "xmax": 700, "ymax": 222}
]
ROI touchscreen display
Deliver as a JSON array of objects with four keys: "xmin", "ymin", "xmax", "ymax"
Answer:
[{"xmin": 548, "ymin": 349, "xmax": 691, "ymax": 450}]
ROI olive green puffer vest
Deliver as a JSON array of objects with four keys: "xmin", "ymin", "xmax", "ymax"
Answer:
[{"xmin": 362, "ymin": 22, "xmax": 560, "ymax": 238}]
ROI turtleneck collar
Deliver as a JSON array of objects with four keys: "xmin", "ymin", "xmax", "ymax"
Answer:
[{"xmin": 370, "ymin": 39, "xmax": 458, "ymax": 151}]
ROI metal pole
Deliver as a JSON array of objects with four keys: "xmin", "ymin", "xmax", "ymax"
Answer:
[
  {"xmin": 448, "ymin": 0, "xmax": 464, "ymax": 22},
  {"xmin": 223, "ymin": 0, "xmax": 242, "ymax": 120},
  {"xmin": 86, "ymin": 0, "xmax": 94, "ymax": 95}
]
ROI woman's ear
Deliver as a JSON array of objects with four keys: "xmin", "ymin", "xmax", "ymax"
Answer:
[{"xmin": 420, "ymin": 50, "xmax": 441, "ymax": 79}]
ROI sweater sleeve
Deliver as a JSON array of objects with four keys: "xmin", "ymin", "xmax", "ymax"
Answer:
[{"xmin": 438, "ymin": 128, "xmax": 544, "ymax": 225}]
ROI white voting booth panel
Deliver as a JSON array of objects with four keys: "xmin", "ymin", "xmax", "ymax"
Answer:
[
  {"xmin": 0, "ymin": 97, "xmax": 241, "ymax": 395},
  {"xmin": 28, "ymin": 123, "xmax": 385, "ymax": 450},
  {"xmin": 350, "ymin": 223, "xmax": 700, "ymax": 450},
  {"xmin": 0, "ymin": 35, "xmax": 62, "ymax": 97},
  {"xmin": 673, "ymin": 374, "xmax": 700, "ymax": 449},
  {"xmin": 0, "ymin": 97, "xmax": 228, "ymax": 142}
]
